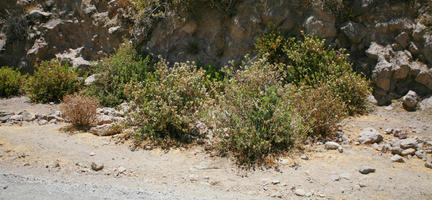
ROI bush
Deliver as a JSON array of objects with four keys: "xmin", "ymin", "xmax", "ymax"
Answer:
[
  {"xmin": 126, "ymin": 59, "xmax": 212, "ymax": 146},
  {"xmin": 60, "ymin": 94, "xmax": 99, "ymax": 129},
  {"xmin": 84, "ymin": 42, "xmax": 153, "ymax": 107},
  {"xmin": 289, "ymin": 84, "xmax": 346, "ymax": 137},
  {"xmin": 255, "ymin": 32, "xmax": 370, "ymax": 115},
  {"xmin": 208, "ymin": 58, "xmax": 309, "ymax": 166},
  {"xmin": 25, "ymin": 59, "xmax": 80, "ymax": 103},
  {"xmin": 0, "ymin": 66, "xmax": 24, "ymax": 98}
]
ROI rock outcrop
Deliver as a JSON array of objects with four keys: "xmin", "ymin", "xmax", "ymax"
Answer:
[
  {"xmin": 1, "ymin": 0, "xmax": 431, "ymax": 102},
  {"xmin": 0, "ymin": 0, "xmax": 133, "ymax": 72}
]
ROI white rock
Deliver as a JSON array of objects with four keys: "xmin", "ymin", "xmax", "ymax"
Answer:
[
  {"xmin": 358, "ymin": 128, "xmax": 383, "ymax": 144},
  {"xmin": 325, "ymin": 142, "xmax": 341, "ymax": 150},
  {"xmin": 391, "ymin": 155, "xmax": 405, "ymax": 163},
  {"xmin": 294, "ymin": 189, "xmax": 306, "ymax": 196},
  {"xmin": 402, "ymin": 90, "xmax": 419, "ymax": 110}
]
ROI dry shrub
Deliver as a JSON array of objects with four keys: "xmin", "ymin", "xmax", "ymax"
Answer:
[{"xmin": 60, "ymin": 94, "xmax": 99, "ymax": 129}]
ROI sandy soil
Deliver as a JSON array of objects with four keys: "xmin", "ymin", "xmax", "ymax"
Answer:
[{"xmin": 0, "ymin": 97, "xmax": 431, "ymax": 199}]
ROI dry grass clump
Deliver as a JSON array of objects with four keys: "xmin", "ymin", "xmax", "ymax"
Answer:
[{"xmin": 60, "ymin": 94, "xmax": 99, "ymax": 129}]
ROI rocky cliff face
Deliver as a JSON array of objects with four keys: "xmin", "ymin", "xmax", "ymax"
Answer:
[
  {"xmin": 1, "ymin": 0, "xmax": 432, "ymax": 104},
  {"xmin": 0, "ymin": 0, "xmax": 133, "ymax": 72}
]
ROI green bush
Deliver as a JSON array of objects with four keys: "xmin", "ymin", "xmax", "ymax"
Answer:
[
  {"xmin": 0, "ymin": 66, "xmax": 24, "ymax": 98},
  {"xmin": 26, "ymin": 59, "xmax": 80, "ymax": 103},
  {"xmin": 84, "ymin": 42, "xmax": 153, "ymax": 107},
  {"xmin": 126, "ymin": 59, "xmax": 212, "ymax": 146},
  {"xmin": 255, "ymin": 32, "xmax": 370, "ymax": 115},
  {"xmin": 208, "ymin": 58, "xmax": 309, "ymax": 166}
]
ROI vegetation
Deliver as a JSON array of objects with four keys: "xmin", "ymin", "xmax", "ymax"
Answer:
[
  {"xmin": 125, "ymin": 59, "xmax": 213, "ymax": 146},
  {"xmin": 84, "ymin": 42, "xmax": 154, "ymax": 107},
  {"xmin": 60, "ymin": 94, "xmax": 99, "ymax": 129},
  {"xmin": 255, "ymin": 32, "xmax": 370, "ymax": 115},
  {"xmin": 0, "ymin": 66, "xmax": 24, "ymax": 98},
  {"xmin": 25, "ymin": 59, "xmax": 80, "ymax": 103},
  {"xmin": 209, "ymin": 59, "xmax": 308, "ymax": 166},
  {"xmin": 10, "ymin": 29, "xmax": 369, "ymax": 166}
]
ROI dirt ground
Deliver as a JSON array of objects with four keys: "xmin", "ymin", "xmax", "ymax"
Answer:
[{"xmin": 0, "ymin": 97, "xmax": 431, "ymax": 199}]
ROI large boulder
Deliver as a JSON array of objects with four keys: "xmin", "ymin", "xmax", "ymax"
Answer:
[
  {"xmin": 372, "ymin": 60, "xmax": 393, "ymax": 91},
  {"xmin": 415, "ymin": 69, "xmax": 432, "ymax": 90}
]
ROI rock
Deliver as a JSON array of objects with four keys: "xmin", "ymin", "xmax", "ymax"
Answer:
[
  {"xmin": 331, "ymin": 175, "xmax": 340, "ymax": 181},
  {"xmin": 117, "ymin": 166, "xmax": 126, "ymax": 173},
  {"xmin": 400, "ymin": 138, "xmax": 418, "ymax": 149},
  {"xmin": 402, "ymin": 90, "xmax": 418, "ymax": 110},
  {"xmin": 425, "ymin": 162, "xmax": 432, "ymax": 169},
  {"xmin": 340, "ymin": 21, "xmax": 366, "ymax": 43},
  {"xmin": 409, "ymin": 42, "xmax": 420, "ymax": 54},
  {"xmin": 372, "ymin": 60, "xmax": 393, "ymax": 91},
  {"xmin": 294, "ymin": 189, "xmax": 306, "ymax": 197},
  {"xmin": 424, "ymin": 34, "xmax": 432, "ymax": 64},
  {"xmin": 415, "ymin": 150, "xmax": 427, "ymax": 160},
  {"xmin": 55, "ymin": 47, "xmax": 91, "ymax": 68},
  {"xmin": 19, "ymin": 110, "xmax": 35, "ymax": 121},
  {"xmin": 384, "ymin": 128, "xmax": 393, "ymax": 135},
  {"xmin": 424, "ymin": 141, "xmax": 432, "ymax": 154},
  {"xmin": 394, "ymin": 129, "xmax": 407, "ymax": 139},
  {"xmin": 415, "ymin": 70, "xmax": 432, "ymax": 90},
  {"xmin": 359, "ymin": 166, "xmax": 375, "ymax": 174},
  {"xmin": 89, "ymin": 124, "xmax": 114, "ymax": 136},
  {"xmin": 325, "ymin": 142, "xmax": 341, "ymax": 150},
  {"xmin": 192, "ymin": 122, "xmax": 208, "ymax": 136},
  {"xmin": 395, "ymin": 32, "xmax": 410, "ymax": 48},
  {"xmin": 401, "ymin": 148, "xmax": 416, "ymax": 156},
  {"xmin": 271, "ymin": 180, "xmax": 280, "ymax": 185},
  {"xmin": 119, "ymin": 103, "xmax": 130, "ymax": 112},
  {"xmin": 0, "ymin": 115, "xmax": 11, "ymax": 123},
  {"xmin": 358, "ymin": 128, "xmax": 383, "ymax": 144},
  {"xmin": 300, "ymin": 155, "xmax": 309, "ymax": 160},
  {"xmin": 91, "ymin": 162, "xmax": 104, "ymax": 171},
  {"xmin": 338, "ymin": 146, "xmax": 344, "ymax": 153},
  {"xmin": 108, "ymin": 26, "xmax": 122, "ymax": 34},
  {"xmin": 84, "ymin": 74, "xmax": 99, "ymax": 86},
  {"xmin": 413, "ymin": 22, "xmax": 426, "ymax": 41},
  {"xmin": 391, "ymin": 155, "xmax": 405, "ymax": 163},
  {"xmin": 420, "ymin": 96, "xmax": 432, "ymax": 110},
  {"xmin": 366, "ymin": 42, "xmax": 392, "ymax": 60},
  {"xmin": 97, "ymin": 115, "xmax": 114, "ymax": 125},
  {"xmin": 27, "ymin": 9, "xmax": 51, "ymax": 21},
  {"xmin": 89, "ymin": 152, "xmax": 96, "ymax": 156},
  {"xmin": 38, "ymin": 119, "xmax": 48, "ymax": 125},
  {"xmin": 304, "ymin": 15, "xmax": 336, "ymax": 39},
  {"xmin": 10, "ymin": 115, "xmax": 23, "ymax": 122},
  {"xmin": 391, "ymin": 147, "xmax": 403, "ymax": 155}
]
